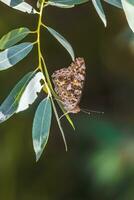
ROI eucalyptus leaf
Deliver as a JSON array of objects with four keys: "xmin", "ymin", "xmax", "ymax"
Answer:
[
  {"xmin": 46, "ymin": 26, "xmax": 75, "ymax": 61},
  {"xmin": 104, "ymin": 0, "xmax": 122, "ymax": 8},
  {"xmin": 0, "ymin": 0, "xmax": 37, "ymax": 14},
  {"xmin": 0, "ymin": 42, "xmax": 33, "ymax": 71},
  {"xmin": 32, "ymin": 97, "xmax": 52, "ymax": 161},
  {"xmin": 121, "ymin": 0, "xmax": 134, "ymax": 32},
  {"xmin": 0, "ymin": 71, "xmax": 44, "ymax": 123},
  {"xmin": 48, "ymin": 0, "xmax": 88, "ymax": 5},
  {"xmin": 0, "ymin": 72, "xmax": 34, "ymax": 123},
  {"xmin": 92, "ymin": 0, "xmax": 107, "ymax": 27},
  {"xmin": 48, "ymin": 1, "xmax": 75, "ymax": 8},
  {"xmin": 0, "ymin": 27, "xmax": 30, "ymax": 50},
  {"xmin": 16, "ymin": 72, "xmax": 44, "ymax": 112}
]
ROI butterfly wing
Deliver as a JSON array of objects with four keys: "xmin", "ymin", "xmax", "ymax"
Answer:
[{"xmin": 52, "ymin": 57, "xmax": 86, "ymax": 113}]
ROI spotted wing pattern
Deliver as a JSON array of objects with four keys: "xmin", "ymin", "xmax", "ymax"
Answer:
[{"xmin": 51, "ymin": 57, "xmax": 86, "ymax": 113}]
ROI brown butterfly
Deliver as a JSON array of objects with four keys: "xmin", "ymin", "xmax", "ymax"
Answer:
[{"xmin": 51, "ymin": 57, "xmax": 86, "ymax": 114}]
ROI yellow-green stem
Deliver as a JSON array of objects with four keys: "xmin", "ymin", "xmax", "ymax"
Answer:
[
  {"xmin": 41, "ymin": 54, "xmax": 55, "ymax": 94},
  {"xmin": 36, "ymin": 0, "xmax": 53, "ymax": 96},
  {"xmin": 36, "ymin": 0, "xmax": 75, "ymax": 130},
  {"xmin": 37, "ymin": 0, "xmax": 45, "ymax": 70}
]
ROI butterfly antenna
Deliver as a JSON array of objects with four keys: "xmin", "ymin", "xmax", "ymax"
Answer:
[{"xmin": 81, "ymin": 108, "xmax": 104, "ymax": 115}]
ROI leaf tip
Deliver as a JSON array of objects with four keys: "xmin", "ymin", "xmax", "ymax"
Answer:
[
  {"xmin": 0, "ymin": 111, "xmax": 6, "ymax": 123},
  {"xmin": 104, "ymin": 19, "xmax": 107, "ymax": 27},
  {"xmin": 35, "ymin": 152, "xmax": 41, "ymax": 162}
]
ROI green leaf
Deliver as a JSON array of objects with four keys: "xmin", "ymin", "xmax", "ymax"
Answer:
[
  {"xmin": 104, "ymin": 0, "xmax": 122, "ymax": 8},
  {"xmin": 48, "ymin": 0, "xmax": 88, "ymax": 5},
  {"xmin": 0, "ymin": 42, "xmax": 33, "ymax": 71},
  {"xmin": 92, "ymin": 0, "xmax": 107, "ymax": 27},
  {"xmin": 0, "ymin": 27, "xmax": 30, "ymax": 50},
  {"xmin": 48, "ymin": 0, "xmax": 89, "ymax": 6},
  {"xmin": 46, "ymin": 26, "xmax": 75, "ymax": 61},
  {"xmin": 32, "ymin": 97, "xmax": 52, "ymax": 162},
  {"xmin": 0, "ymin": 71, "xmax": 44, "ymax": 123},
  {"xmin": 0, "ymin": 72, "xmax": 34, "ymax": 123},
  {"xmin": 121, "ymin": 0, "xmax": 134, "ymax": 32},
  {"xmin": 16, "ymin": 72, "xmax": 44, "ymax": 112},
  {"xmin": 0, "ymin": 0, "xmax": 37, "ymax": 14},
  {"xmin": 48, "ymin": 1, "xmax": 75, "ymax": 8}
]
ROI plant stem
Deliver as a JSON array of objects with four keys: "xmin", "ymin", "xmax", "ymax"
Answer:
[
  {"xmin": 41, "ymin": 23, "xmax": 46, "ymax": 29},
  {"xmin": 40, "ymin": 54, "xmax": 55, "ymax": 94},
  {"xmin": 37, "ymin": 0, "xmax": 45, "ymax": 70},
  {"xmin": 51, "ymin": 97, "xmax": 68, "ymax": 151},
  {"xmin": 36, "ymin": 0, "xmax": 53, "ymax": 94},
  {"xmin": 36, "ymin": 0, "xmax": 75, "ymax": 131}
]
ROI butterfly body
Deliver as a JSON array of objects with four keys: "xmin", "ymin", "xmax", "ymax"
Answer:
[{"xmin": 51, "ymin": 57, "xmax": 86, "ymax": 113}]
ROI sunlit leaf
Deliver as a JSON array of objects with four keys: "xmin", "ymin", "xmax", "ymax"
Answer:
[
  {"xmin": 0, "ymin": 27, "xmax": 30, "ymax": 50},
  {"xmin": 104, "ymin": 0, "xmax": 122, "ymax": 8},
  {"xmin": 92, "ymin": 0, "xmax": 107, "ymax": 27},
  {"xmin": 16, "ymin": 72, "xmax": 44, "ymax": 112},
  {"xmin": 0, "ymin": 72, "xmax": 34, "ymax": 123},
  {"xmin": 121, "ymin": 0, "xmax": 134, "ymax": 32},
  {"xmin": 48, "ymin": 1, "xmax": 74, "ymax": 8},
  {"xmin": 0, "ymin": 72, "xmax": 44, "ymax": 123},
  {"xmin": 46, "ymin": 26, "xmax": 75, "ymax": 61},
  {"xmin": 32, "ymin": 97, "xmax": 52, "ymax": 161},
  {"xmin": 0, "ymin": 42, "xmax": 33, "ymax": 71},
  {"xmin": 0, "ymin": 0, "xmax": 37, "ymax": 14},
  {"xmin": 48, "ymin": 0, "xmax": 88, "ymax": 5}
]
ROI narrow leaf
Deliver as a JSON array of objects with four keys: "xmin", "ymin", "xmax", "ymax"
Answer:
[
  {"xmin": 0, "ymin": 27, "xmax": 30, "ymax": 50},
  {"xmin": 48, "ymin": 0, "xmax": 88, "ymax": 5},
  {"xmin": 121, "ymin": 0, "xmax": 134, "ymax": 32},
  {"xmin": 0, "ymin": 42, "xmax": 33, "ymax": 71},
  {"xmin": 0, "ymin": 0, "xmax": 37, "ymax": 14},
  {"xmin": 0, "ymin": 72, "xmax": 34, "ymax": 123},
  {"xmin": 46, "ymin": 26, "xmax": 75, "ymax": 61},
  {"xmin": 32, "ymin": 97, "xmax": 52, "ymax": 161},
  {"xmin": 16, "ymin": 72, "xmax": 44, "ymax": 112},
  {"xmin": 48, "ymin": 1, "xmax": 74, "ymax": 8},
  {"xmin": 92, "ymin": 0, "xmax": 107, "ymax": 27},
  {"xmin": 0, "ymin": 72, "xmax": 44, "ymax": 123},
  {"xmin": 104, "ymin": 0, "xmax": 122, "ymax": 8}
]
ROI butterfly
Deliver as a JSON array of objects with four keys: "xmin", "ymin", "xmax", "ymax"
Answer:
[{"xmin": 51, "ymin": 57, "xmax": 86, "ymax": 113}]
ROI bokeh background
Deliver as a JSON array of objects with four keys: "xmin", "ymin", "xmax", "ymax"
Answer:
[{"xmin": 0, "ymin": 1, "xmax": 134, "ymax": 199}]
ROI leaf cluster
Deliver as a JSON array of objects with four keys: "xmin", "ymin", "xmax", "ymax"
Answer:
[{"xmin": 0, "ymin": 0, "xmax": 133, "ymax": 161}]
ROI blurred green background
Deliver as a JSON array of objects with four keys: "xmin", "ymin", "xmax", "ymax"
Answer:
[{"xmin": 0, "ymin": 1, "xmax": 134, "ymax": 199}]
